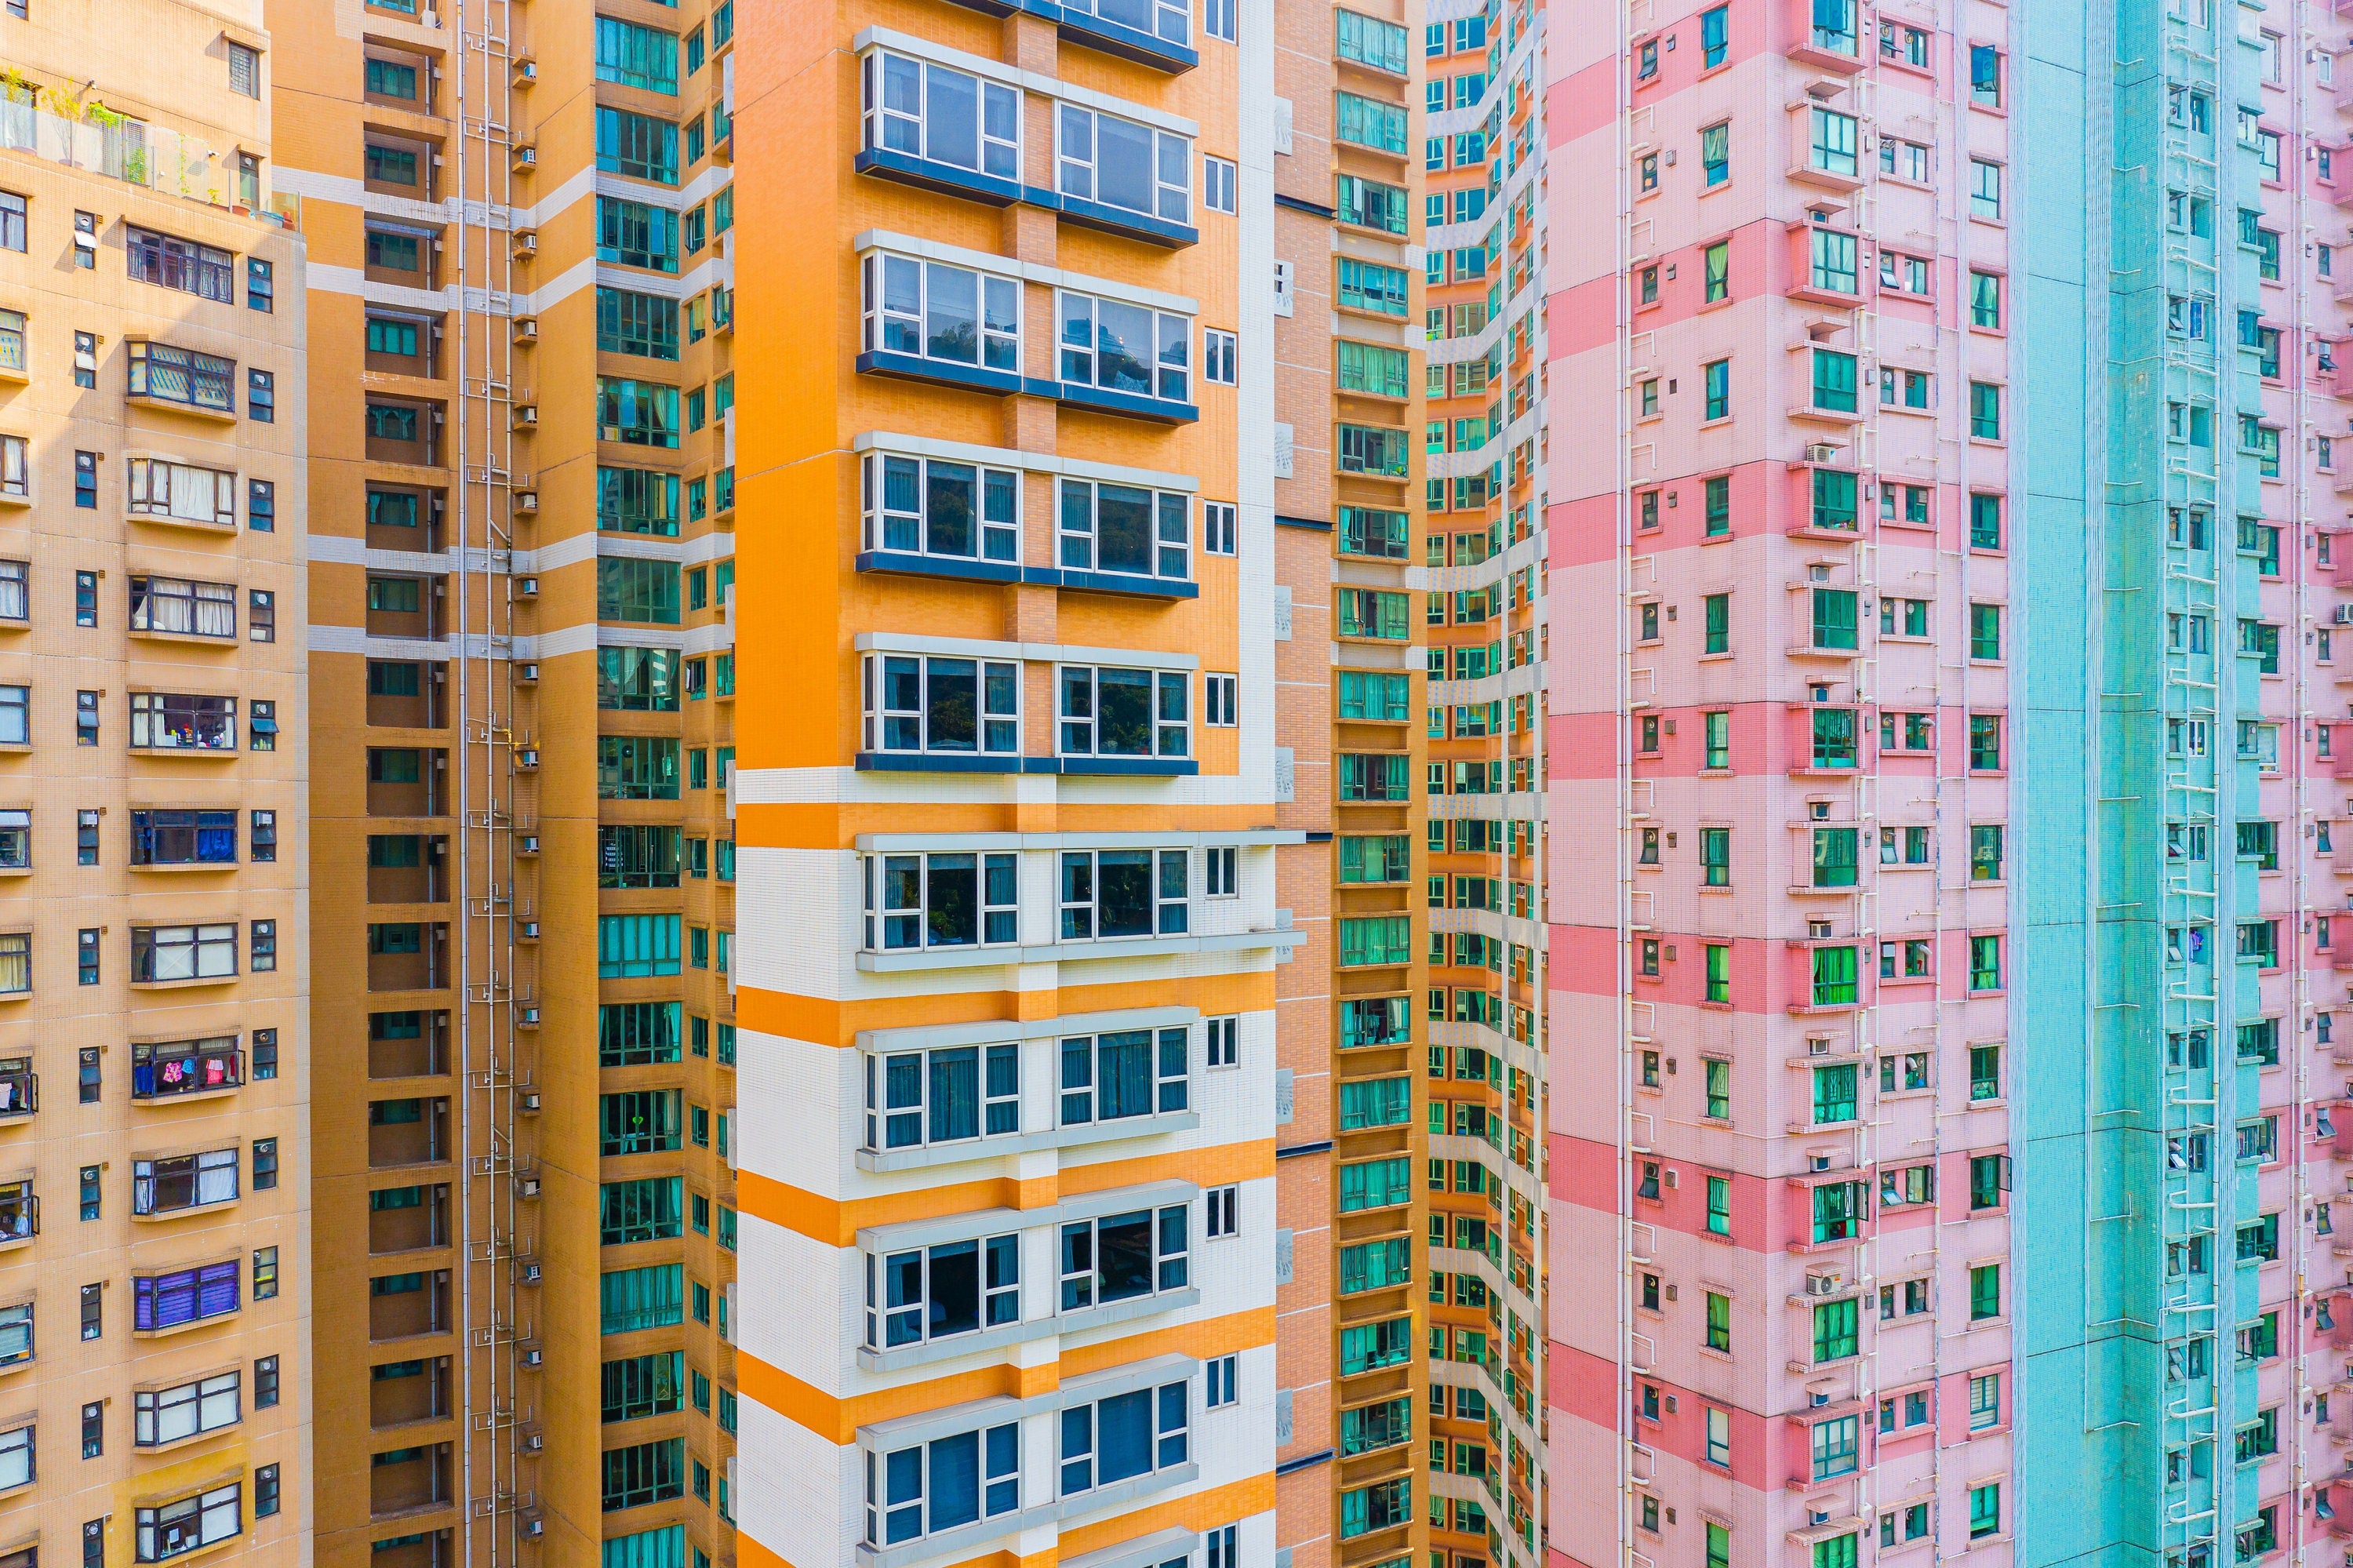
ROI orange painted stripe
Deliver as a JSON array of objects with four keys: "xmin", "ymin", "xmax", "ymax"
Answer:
[
  {"xmin": 735, "ymin": 971, "xmax": 1283, "ymax": 1048},
  {"xmin": 740, "ymin": 1142, "xmax": 1277, "ymax": 1242},
  {"xmin": 737, "ymin": 1307, "xmax": 1275, "ymax": 1443},
  {"xmin": 739, "ymin": 801, "xmax": 1293, "ymax": 849}
]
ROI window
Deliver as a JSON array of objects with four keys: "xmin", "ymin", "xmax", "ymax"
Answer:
[
  {"xmin": 1970, "ymin": 158, "xmax": 2003, "ymax": 219},
  {"xmin": 596, "ymin": 558, "xmax": 681, "ymax": 624},
  {"xmin": 862, "ymin": 49, "xmax": 1021, "ymax": 179},
  {"xmin": 1337, "ymin": 9, "xmax": 1409, "ymax": 70},
  {"xmin": 869, "ymin": 1229, "xmax": 1020, "ymax": 1350},
  {"xmin": 597, "ymin": 378, "xmax": 680, "ymax": 448},
  {"xmin": 1056, "ymin": 477, "xmax": 1191, "ymax": 580},
  {"xmin": 0, "ymin": 194, "xmax": 18, "ymax": 253},
  {"xmin": 866, "ymin": 1042, "xmax": 1020, "ymax": 1151},
  {"xmin": 75, "ymin": 453, "xmax": 96, "ymax": 509},
  {"xmin": 136, "ymin": 1372, "xmax": 241, "ymax": 1447},
  {"xmin": 864, "ymin": 851, "xmax": 1019, "ymax": 950},
  {"xmin": 129, "ymin": 460, "xmax": 236, "ymax": 527},
  {"xmin": 1699, "ymin": 122, "xmax": 1729, "ymax": 186},
  {"xmin": 131, "ymin": 576, "xmax": 237, "ymax": 638},
  {"xmin": 1059, "ymin": 1028, "xmax": 1188, "ymax": 1125},
  {"xmin": 596, "ymin": 16, "xmax": 679, "ymax": 93},
  {"xmin": 133, "ymin": 1262, "xmax": 240, "ymax": 1332},
  {"xmin": 866, "ymin": 1422, "xmax": 1019, "ymax": 1547},
  {"xmin": 596, "ymin": 289, "xmax": 680, "ymax": 360},
  {"xmin": 599, "ymin": 1177, "xmax": 683, "ymax": 1245},
  {"xmin": 1702, "ymin": 358, "xmax": 1729, "ymax": 420},
  {"xmin": 133, "ymin": 1148, "xmax": 238, "ymax": 1215},
  {"xmin": 125, "ymin": 228, "xmax": 233, "ymax": 302},
  {"xmin": 861, "ymin": 253, "xmax": 1020, "ymax": 377},
  {"xmin": 131, "ymin": 1035, "xmax": 243, "ymax": 1101},
  {"xmin": 598, "ymin": 914, "xmax": 682, "ymax": 977},
  {"xmin": 246, "ymin": 369, "xmax": 274, "ymax": 422},
  {"xmin": 1337, "ymin": 174, "xmax": 1409, "ymax": 234},
  {"xmin": 131, "ymin": 922, "xmax": 238, "ymax": 983},
  {"xmin": 602, "ymin": 1438, "xmax": 686, "ymax": 1511},
  {"xmin": 861, "ymin": 653, "xmax": 1019, "ymax": 759}
]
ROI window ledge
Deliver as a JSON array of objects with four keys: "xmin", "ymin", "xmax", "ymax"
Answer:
[
  {"xmin": 133, "ymin": 1196, "xmax": 241, "ymax": 1224},
  {"xmin": 0, "ymin": 1233, "xmax": 27, "ymax": 1256},
  {"xmin": 126, "ymin": 746, "xmax": 240, "ymax": 759},
  {"xmin": 0, "ymin": 492, "xmax": 29, "ymax": 511},
  {"xmin": 135, "ymin": 1085, "xmax": 245, "ymax": 1107},
  {"xmin": 856, "ymin": 349, "xmax": 1023, "ymax": 399},
  {"xmin": 125, "ymin": 394, "xmax": 239, "ymax": 425},
  {"xmin": 129, "ymin": 974, "xmax": 239, "ymax": 991},
  {"xmin": 134, "ymin": 1424, "xmax": 242, "ymax": 1459},
  {"xmin": 0, "ymin": 868, "xmax": 25, "ymax": 880},
  {"xmin": 1047, "ymin": 378, "xmax": 1200, "ymax": 424},
  {"xmin": 857, "ymin": 1109, "xmax": 1198, "ymax": 1173},
  {"xmin": 129, "ymin": 861, "xmax": 239, "ymax": 874}
]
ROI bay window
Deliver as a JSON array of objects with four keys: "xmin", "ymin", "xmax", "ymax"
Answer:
[
  {"xmin": 133, "ymin": 1147, "xmax": 238, "ymax": 1215},
  {"xmin": 129, "ymin": 459, "xmax": 237, "ymax": 526},
  {"xmin": 864, "ymin": 653, "xmax": 1020, "ymax": 757},
  {"xmin": 869, "ymin": 1232, "xmax": 1020, "ymax": 1348},
  {"xmin": 1060, "ymin": 849, "xmax": 1189, "ymax": 938},
  {"xmin": 862, "ymin": 253, "xmax": 1020, "ymax": 373},
  {"xmin": 1809, "ymin": 107, "xmax": 1858, "ymax": 177},
  {"xmin": 127, "ymin": 340, "xmax": 235, "ymax": 413},
  {"xmin": 136, "ymin": 1483, "xmax": 242, "ymax": 1563},
  {"xmin": 866, "ymin": 1042, "xmax": 1020, "ymax": 1150},
  {"xmin": 1059, "ymin": 1380, "xmax": 1189, "ymax": 1494},
  {"xmin": 862, "ymin": 49, "xmax": 1020, "ymax": 180},
  {"xmin": 1056, "ymin": 104, "xmax": 1190, "ymax": 223},
  {"xmin": 1064, "ymin": 0, "xmax": 1191, "ymax": 47},
  {"xmin": 1057, "ymin": 291, "xmax": 1191, "ymax": 404},
  {"xmin": 863, "ymin": 452, "xmax": 1019, "ymax": 562},
  {"xmin": 865, "ymin": 1423, "xmax": 1020, "ymax": 1547},
  {"xmin": 1058, "ymin": 1028, "xmax": 1189, "ymax": 1122},
  {"xmin": 865, "ymin": 851, "xmax": 1020, "ymax": 950},
  {"xmin": 1338, "ymin": 423, "xmax": 1409, "ymax": 475},
  {"xmin": 1058, "ymin": 666, "xmax": 1188, "ymax": 759},
  {"xmin": 133, "ymin": 1261, "xmax": 241, "ymax": 1331},
  {"xmin": 133, "ymin": 1035, "xmax": 242, "ymax": 1100},
  {"xmin": 132, "ymin": 922, "xmax": 238, "ymax": 981},
  {"xmin": 136, "ymin": 1371, "xmax": 241, "ymax": 1446},
  {"xmin": 1057, "ymin": 478, "xmax": 1191, "ymax": 580},
  {"xmin": 129, "ymin": 576, "xmax": 237, "ymax": 638}
]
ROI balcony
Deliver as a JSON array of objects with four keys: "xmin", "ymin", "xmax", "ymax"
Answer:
[
  {"xmin": 371, "ymin": 1183, "xmax": 452, "ymax": 1254},
  {"xmin": 369, "ymin": 1096, "xmax": 451, "ymax": 1169},
  {"xmin": 1786, "ymin": 0, "xmax": 1863, "ymax": 72},
  {"xmin": 369, "ymin": 1010, "xmax": 452, "ymax": 1079},
  {"xmin": 371, "ymin": 1357, "xmax": 453, "ymax": 1429},
  {"xmin": 366, "ymin": 748, "xmax": 449, "ymax": 817},
  {"xmin": 370, "ymin": 1442, "xmax": 454, "ymax": 1519},
  {"xmin": 368, "ymin": 835, "xmax": 450, "ymax": 903},
  {"xmin": 370, "ymin": 1269, "xmax": 451, "ymax": 1342},
  {"xmin": 367, "ymin": 662, "xmax": 448, "ymax": 729},
  {"xmin": 368, "ymin": 922, "xmax": 450, "ymax": 992},
  {"xmin": 366, "ymin": 399, "xmax": 442, "ymax": 467},
  {"xmin": 366, "ymin": 577, "xmax": 447, "ymax": 641}
]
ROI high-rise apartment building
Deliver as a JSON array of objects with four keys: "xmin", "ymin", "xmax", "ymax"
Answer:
[
  {"xmin": 1546, "ymin": 0, "xmax": 2017, "ymax": 1561},
  {"xmin": 0, "ymin": 1, "xmax": 310, "ymax": 1563},
  {"xmin": 276, "ymin": 0, "xmax": 741, "ymax": 1559}
]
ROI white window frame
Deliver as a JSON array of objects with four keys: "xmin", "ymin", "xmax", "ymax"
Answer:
[
  {"xmin": 1204, "ymin": 673, "xmax": 1237, "ymax": 727},
  {"xmin": 1202, "ymin": 328, "xmax": 1238, "ymax": 386},
  {"xmin": 861, "ymin": 652, "xmax": 1020, "ymax": 757},
  {"xmin": 864, "ymin": 851, "xmax": 1020, "ymax": 952},
  {"xmin": 1057, "ymin": 478, "xmax": 1193, "ymax": 580},
  {"xmin": 860, "ymin": 49, "xmax": 1020, "ymax": 179},
  {"xmin": 1056, "ymin": 290, "xmax": 1193, "ymax": 405},
  {"xmin": 1064, "ymin": 0, "xmax": 1191, "ymax": 42},
  {"xmin": 1204, "ymin": 843, "xmax": 1238, "ymax": 895},
  {"xmin": 1204, "ymin": 1014, "xmax": 1238, "ymax": 1067},
  {"xmin": 1202, "ymin": 500, "xmax": 1237, "ymax": 555},
  {"xmin": 136, "ymin": 1371, "xmax": 242, "ymax": 1447},
  {"xmin": 1205, "ymin": 1184, "xmax": 1238, "ymax": 1236},
  {"xmin": 867, "ymin": 1231, "xmax": 1020, "ymax": 1350},
  {"xmin": 1056, "ymin": 666, "xmax": 1190, "ymax": 759},
  {"xmin": 864, "ymin": 1041, "xmax": 1021, "ymax": 1151},
  {"xmin": 861, "ymin": 451, "xmax": 1020, "ymax": 562},
  {"xmin": 1202, "ymin": 0, "xmax": 1235, "ymax": 42},
  {"xmin": 1056, "ymin": 104, "xmax": 1191, "ymax": 224},
  {"xmin": 860, "ymin": 252, "xmax": 1020, "ymax": 374},
  {"xmin": 1202, "ymin": 155, "xmax": 1236, "ymax": 213},
  {"xmin": 1059, "ymin": 849, "xmax": 1191, "ymax": 940},
  {"xmin": 1058, "ymin": 1202, "xmax": 1191, "ymax": 1308},
  {"xmin": 1205, "ymin": 1353, "xmax": 1238, "ymax": 1407}
]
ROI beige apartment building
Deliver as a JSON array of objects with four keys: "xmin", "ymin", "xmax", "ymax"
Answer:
[{"xmin": 0, "ymin": 0, "xmax": 311, "ymax": 1563}]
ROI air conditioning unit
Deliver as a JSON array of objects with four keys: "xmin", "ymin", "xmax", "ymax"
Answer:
[
  {"xmin": 2335, "ymin": 603, "xmax": 2353, "ymax": 627},
  {"xmin": 518, "ymin": 1261, "xmax": 543, "ymax": 1285},
  {"xmin": 512, "ymin": 57, "xmax": 537, "ymax": 84},
  {"xmin": 516, "ymin": 748, "xmax": 540, "ymax": 769},
  {"xmin": 515, "ymin": 576, "xmax": 539, "ymax": 598},
  {"xmin": 518, "ymin": 835, "xmax": 540, "ymax": 855},
  {"xmin": 519, "ymin": 1341, "xmax": 543, "ymax": 1366},
  {"xmin": 511, "ymin": 229, "xmax": 538, "ymax": 256},
  {"xmin": 1807, "ymin": 1038, "xmax": 1831, "ymax": 1056},
  {"xmin": 1809, "ymin": 1390, "xmax": 1831, "ymax": 1407},
  {"xmin": 511, "ymin": 144, "xmax": 538, "ymax": 169},
  {"xmin": 516, "ymin": 662, "xmax": 540, "ymax": 683},
  {"xmin": 517, "ymin": 1175, "xmax": 542, "ymax": 1199},
  {"xmin": 518, "ymin": 1006, "xmax": 542, "ymax": 1027},
  {"xmin": 511, "ymin": 404, "xmax": 538, "ymax": 428},
  {"xmin": 1810, "ymin": 1151, "xmax": 1833, "ymax": 1172},
  {"xmin": 1804, "ymin": 1270, "xmax": 1842, "ymax": 1297},
  {"xmin": 518, "ymin": 1090, "xmax": 541, "ymax": 1113},
  {"xmin": 520, "ymin": 1516, "xmax": 545, "ymax": 1541},
  {"xmin": 518, "ymin": 922, "xmax": 540, "ymax": 941},
  {"xmin": 514, "ymin": 489, "xmax": 539, "ymax": 513},
  {"xmin": 1804, "ymin": 442, "xmax": 1840, "ymax": 464},
  {"xmin": 511, "ymin": 316, "xmax": 538, "ymax": 342},
  {"xmin": 1809, "ymin": 1508, "xmax": 1835, "ymax": 1527},
  {"xmin": 520, "ymin": 1429, "xmax": 544, "ymax": 1453}
]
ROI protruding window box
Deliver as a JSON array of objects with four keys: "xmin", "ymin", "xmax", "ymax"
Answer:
[
  {"xmin": 936, "ymin": 0, "xmax": 1198, "ymax": 71},
  {"xmin": 1787, "ymin": 702, "xmax": 1864, "ymax": 776},
  {"xmin": 1786, "ymin": 939, "xmax": 1867, "ymax": 1016},
  {"xmin": 1785, "ymin": 0, "xmax": 1863, "ymax": 73},
  {"xmin": 0, "ymin": 1184, "xmax": 31, "ymax": 1253},
  {"xmin": 132, "ymin": 1039, "xmax": 243, "ymax": 1104},
  {"xmin": 0, "ymin": 1061, "xmax": 31, "ymax": 1123},
  {"xmin": 125, "ymin": 340, "xmax": 238, "ymax": 423},
  {"xmin": 856, "ymin": 46, "xmax": 1025, "ymax": 208},
  {"xmin": 1046, "ymin": 376, "xmax": 1198, "ymax": 424},
  {"xmin": 1786, "ymin": 220, "xmax": 1864, "ymax": 307},
  {"xmin": 1786, "ymin": 460, "xmax": 1861, "ymax": 540}
]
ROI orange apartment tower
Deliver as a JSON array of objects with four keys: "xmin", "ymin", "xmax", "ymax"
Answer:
[{"xmin": 0, "ymin": 0, "xmax": 311, "ymax": 1563}]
